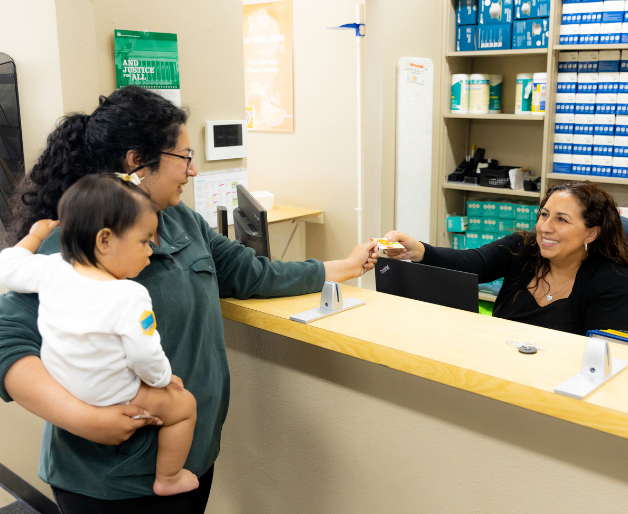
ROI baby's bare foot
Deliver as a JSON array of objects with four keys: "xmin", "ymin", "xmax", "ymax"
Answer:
[{"xmin": 153, "ymin": 469, "xmax": 199, "ymax": 496}]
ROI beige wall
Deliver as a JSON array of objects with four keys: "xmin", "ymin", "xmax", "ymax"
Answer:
[
  {"xmin": 0, "ymin": 0, "xmax": 64, "ymax": 173},
  {"xmin": 245, "ymin": 0, "xmax": 443, "ymax": 290},
  {"xmin": 211, "ymin": 320, "xmax": 628, "ymax": 514},
  {"xmin": 244, "ymin": 0, "xmax": 364, "ymax": 284},
  {"xmin": 0, "ymin": 0, "xmax": 65, "ymax": 495}
]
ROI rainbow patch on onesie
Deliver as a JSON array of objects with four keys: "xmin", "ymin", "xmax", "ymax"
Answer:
[{"xmin": 139, "ymin": 310, "xmax": 157, "ymax": 336}]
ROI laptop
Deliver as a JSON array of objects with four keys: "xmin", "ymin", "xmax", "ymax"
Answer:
[{"xmin": 375, "ymin": 257, "xmax": 479, "ymax": 313}]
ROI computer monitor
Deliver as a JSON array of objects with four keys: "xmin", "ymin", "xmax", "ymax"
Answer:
[
  {"xmin": 375, "ymin": 257, "xmax": 479, "ymax": 313},
  {"xmin": 233, "ymin": 184, "xmax": 271, "ymax": 258},
  {"xmin": 217, "ymin": 205, "xmax": 228, "ymax": 237}
]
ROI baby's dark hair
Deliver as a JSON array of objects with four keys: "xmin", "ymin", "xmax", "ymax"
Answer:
[{"xmin": 58, "ymin": 174, "xmax": 157, "ymax": 266}]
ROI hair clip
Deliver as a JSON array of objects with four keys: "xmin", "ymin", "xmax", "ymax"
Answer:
[{"xmin": 114, "ymin": 172, "xmax": 144, "ymax": 186}]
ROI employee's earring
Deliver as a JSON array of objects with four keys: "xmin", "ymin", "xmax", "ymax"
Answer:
[{"xmin": 585, "ymin": 243, "xmax": 588, "ymax": 251}]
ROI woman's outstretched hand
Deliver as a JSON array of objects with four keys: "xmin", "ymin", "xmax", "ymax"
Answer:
[
  {"xmin": 382, "ymin": 231, "xmax": 425, "ymax": 262},
  {"xmin": 324, "ymin": 240, "xmax": 379, "ymax": 282}
]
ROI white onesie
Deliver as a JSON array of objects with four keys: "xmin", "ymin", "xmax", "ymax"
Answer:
[{"xmin": 0, "ymin": 248, "xmax": 171, "ymax": 406}]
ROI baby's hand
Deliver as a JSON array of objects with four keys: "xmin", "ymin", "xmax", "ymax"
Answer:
[
  {"xmin": 170, "ymin": 374, "xmax": 184, "ymax": 391},
  {"xmin": 30, "ymin": 220, "xmax": 59, "ymax": 241}
]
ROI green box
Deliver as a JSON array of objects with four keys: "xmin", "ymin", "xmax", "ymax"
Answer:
[
  {"xmin": 514, "ymin": 220, "xmax": 533, "ymax": 231},
  {"xmin": 466, "ymin": 200, "xmax": 485, "ymax": 217},
  {"xmin": 478, "ymin": 232, "xmax": 497, "ymax": 246},
  {"xmin": 481, "ymin": 217, "xmax": 499, "ymax": 233},
  {"xmin": 515, "ymin": 204, "xmax": 533, "ymax": 221},
  {"xmin": 447, "ymin": 216, "xmax": 468, "ymax": 232},
  {"xmin": 498, "ymin": 219, "xmax": 515, "ymax": 233},
  {"xmin": 497, "ymin": 202, "xmax": 515, "ymax": 219},
  {"xmin": 465, "ymin": 231, "xmax": 482, "ymax": 249},
  {"xmin": 451, "ymin": 234, "xmax": 466, "ymax": 250},
  {"xmin": 467, "ymin": 216, "xmax": 483, "ymax": 231},
  {"xmin": 482, "ymin": 201, "xmax": 498, "ymax": 217},
  {"xmin": 531, "ymin": 206, "xmax": 539, "ymax": 221}
]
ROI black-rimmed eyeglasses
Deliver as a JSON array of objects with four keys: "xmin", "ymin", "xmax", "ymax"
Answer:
[{"xmin": 161, "ymin": 150, "xmax": 195, "ymax": 173}]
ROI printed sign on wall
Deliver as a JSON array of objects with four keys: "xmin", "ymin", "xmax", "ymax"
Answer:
[
  {"xmin": 114, "ymin": 30, "xmax": 181, "ymax": 107},
  {"xmin": 243, "ymin": 1, "xmax": 294, "ymax": 132}
]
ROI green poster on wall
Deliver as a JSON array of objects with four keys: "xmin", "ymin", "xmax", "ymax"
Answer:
[{"xmin": 114, "ymin": 29, "xmax": 181, "ymax": 106}]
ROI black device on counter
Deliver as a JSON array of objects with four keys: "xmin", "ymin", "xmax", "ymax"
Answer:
[
  {"xmin": 217, "ymin": 205, "xmax": 228, "ymax": 237},
  {"xmin": 375, "ymin": 257, "xmax": 479, "ymax": 313},
  {"xmin": 233, "ymin": 185, "xmax": 271, "ymax": 258}
]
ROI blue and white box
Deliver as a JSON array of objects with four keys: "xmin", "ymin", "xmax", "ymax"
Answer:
[
  {"xmin": 555, "ymin": 113, "xmax": 576, "ymax": 133},
  {"xmin": 554, "ymin": 133, "xmax": 574, "ymax": 155},
  {"xmin": 593, "ymin": 134, "xmax": 615, "ymax": 154},
  {"xmin": 622, "ymin": 21, "xmax": 628, "ymax": 42},
  {"xmin": 457, "ymin": 25, "xmax": 477, "ymax": 51},
  {"xmin": 579, "ymin": 51, "xmax": 600, "ymax": 72},
  {"xmin": 515, "ymin": 0, "xmax": 550, "ymax": 19},
  {"xmin": 575, "ymin": 113, "xmax": 596, "ymax": 134},
  {"xmin": 479, "ymin": 0, "xmax": 514, "ymax": 24},
  {"xmin": 572, "ymin": 154, "xmax": 593, "ymax": 174},
  {"xmin": 598, "ymin": 72, "xmax": 620, "ymax": 92},
  {"xmin": 582, "ymin": 1, "xmax": 604, "ymax": 23},
  {"xmin": 599, "ymin": 50, "xmax": 621, "ymax": 72},
  {"xmin": 557, "ymin": 93, "xmax": 577, "ymax": 113},
  {"xmin": 602, "ymin": 0, "xmax": 625, "ymax": 23},
  {"xmin": 592, "ymin": 155, "xmax": 613, "ymax": 176},
  {"xmin": 578, "ymin": 72, "xmax": 599, "ymax": 93},
  {"xmin": 612, "ymin": 156, "xmax": 628, "ymax": 177},
  {"xmin": 563, "ymin": 2, "xmax": 583, "ymax": 24},
  {"xmin": 574, "ymin": 134, "xmax": 594, "ymax": 154},
  {"xmin": 559, "ymin": 52, "xmax": 579, "ymax": 72},
  {"xmin": 615, "ymin": 114, "xmax": 628, "ymax": 134},
  {"xmin": 560, "ymin": 24, "xmax": 581, "ymax": 44},
  {"xmin": 614, "ymin": 135, "xmax": 628, "ymax": 155},
  {"xmin": 553, "ymin": 153, "xmax": 573, "ymax": 174},
  {"xmin": 594, "ymin": 113, "xmax": 616, "ymax": 134},
  {"xmin": 512, "ymin": 18, "xmax": 550, "ymax": 48},
  {"xmin": 618, "ymin": 93, "xmax": 628, "ymax": 113},
  {"xmin": 457, "ymin": 0, "xmax": 478, "ymax": 25},
  {"xmin": 622, "ymin": 50, "xmax": 628, "ymax": 71},
  {"xmin": 557, "ymin": 72, "xmax": 579, "ymax": 93},
  {"xmin": 596, "ymin": 93, "xmax": 618, "ymax": 113},
  {"xmin": 618, "ymin": 72, "xmax": 628, "ymax": 92},
  {"xmin": 478, "ymin": 24, "xmax": 513, "ymax": 49},
  {"xmin": 600, "ymin": 22, "xmax": 622, "ymax": 42},
  {"xmin": 580, "ymin": 22, "xmax": 602, "ymax": 43},
  {"xmin": 576, "ymin": 93, "xmax": 597, "ymax": 114}
]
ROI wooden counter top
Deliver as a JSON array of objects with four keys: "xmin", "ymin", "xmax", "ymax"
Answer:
[
  {"xmin": 266, "ymin": 205, "xmax": 323, "ymax": 224},
  {"xmin": 221, "ymin": 285, "xmax": 628, "ymax": 440}
]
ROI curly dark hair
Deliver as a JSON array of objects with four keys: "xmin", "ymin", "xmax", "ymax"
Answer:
[
  {"xmin": 521, "ymin": 181, "xmax": 628, "ymax": 293},
  {"xmin": 7, "ymin": 86, "xmax": 188, "ymax": 245}
]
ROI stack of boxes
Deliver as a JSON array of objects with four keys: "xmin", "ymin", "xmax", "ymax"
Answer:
[
  {"xmin": 447, "ymin": 200, "xmax": 540, "ymax": 295},
  {"xmin": 455, "ymin": 0, "xmax": 550, "ymax": 51},
  {"xmin": 560, "ymin": 0, "xmax": 628, "ymax": 46},
  {"xmin": 553, "ymin": 50, "xmax": 628, "ymax": 178}
]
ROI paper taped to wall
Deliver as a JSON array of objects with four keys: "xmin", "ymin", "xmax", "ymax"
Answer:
[{"xmin": 193, "ymin": 168, "xmax": 248, "ymax": 228}]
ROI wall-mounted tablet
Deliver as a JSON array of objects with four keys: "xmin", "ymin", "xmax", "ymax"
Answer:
[{"xmin": 205, "ymin": 120, "xmax": 248, "ymax": 161}]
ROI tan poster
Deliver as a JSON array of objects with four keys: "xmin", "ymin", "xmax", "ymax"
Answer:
[{"xmin": 243, "ymin": 1, "xmax": 293, "ymax": 132}]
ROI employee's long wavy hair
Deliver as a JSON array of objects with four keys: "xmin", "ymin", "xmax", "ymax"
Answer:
[
  {"xmin": 521, "ymin": 181, "xmax": 628, "ymax": 293},
  {"xmin": 7, "ymin": 85, "xmax": 188, "ymax": 245}
]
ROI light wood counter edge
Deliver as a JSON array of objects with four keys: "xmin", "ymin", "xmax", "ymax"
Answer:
[{"xmin": 220, "ymin": 300, "xmax": 628, "ymax": 440}]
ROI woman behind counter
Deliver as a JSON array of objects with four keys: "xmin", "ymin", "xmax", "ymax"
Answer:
[{"xmin": 384, "ymin": 181, "xmax": 628, "ymax": 335}]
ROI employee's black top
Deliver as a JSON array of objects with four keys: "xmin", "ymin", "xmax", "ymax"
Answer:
[{"xmin": 421, "ymin": 233, "xmax": 628, "ymax": 335}]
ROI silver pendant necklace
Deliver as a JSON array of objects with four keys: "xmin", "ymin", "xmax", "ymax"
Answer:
[{"xmin": 546, "ymin": 276, "xmax": 575, "ymax": 302}]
